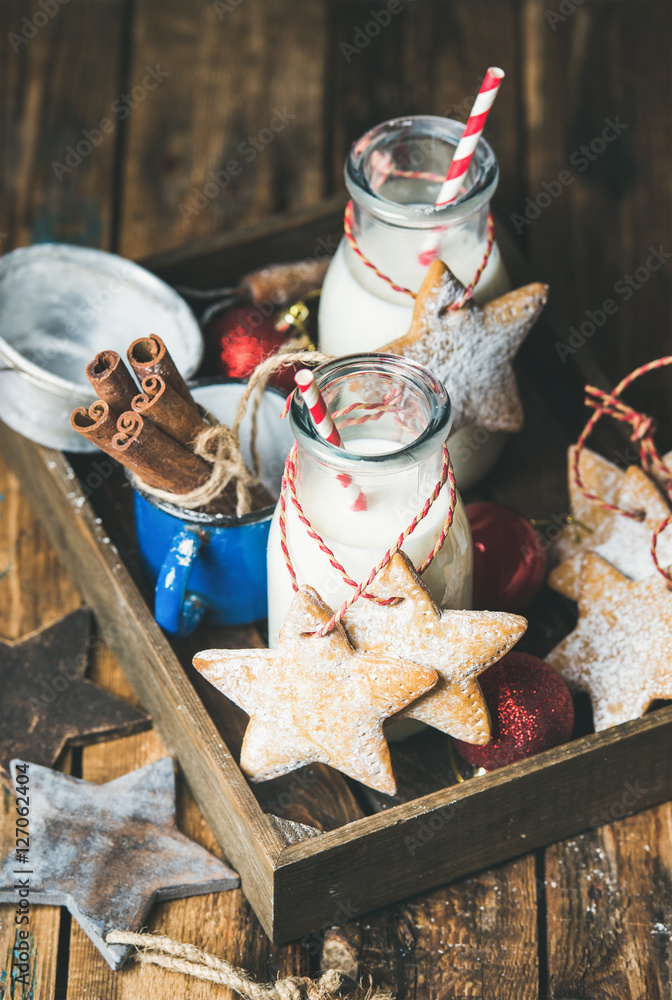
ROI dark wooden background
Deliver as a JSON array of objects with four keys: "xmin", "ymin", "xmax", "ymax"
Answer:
[
  {"xmin": 2, "ymin": 0, "xmax": 671, "ymax": 396},
  {"xmin": 1, "ymin": 2, "xmax": 671, "ymax": 998}
]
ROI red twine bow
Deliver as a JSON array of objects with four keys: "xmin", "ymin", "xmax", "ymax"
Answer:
[{"xmin": 572, "ymin": 355, "xmax": 672, "ymax": 588}]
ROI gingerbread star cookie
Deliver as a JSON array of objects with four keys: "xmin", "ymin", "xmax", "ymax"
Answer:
[
  {"xmin": 549, "ymin": 465, "xmax": 672, "ymax": 600},
  {"xmin": 548, "ymin": 446, "xmax": 626, "ymax": 570},
  {"xmin": 381, "ymin": 259, "xmax": 548, "ymax": 434},
  {"xmin": 193, "ymin": 587, "xmax": 438, "ymax": 794},
  {"xmin": 653, "ymin": 449, "xmax": 672, "ymax": 495},
  {"xmin": 341, "ymin": 552, "xmax": 528, "ymax": 744},
  {"xmin": 546, "ymin": 552, "xmax": 672, "ymax": 731}
]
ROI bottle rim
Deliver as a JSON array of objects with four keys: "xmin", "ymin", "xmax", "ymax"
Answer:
[
  {"xmin": 289, "ymin": 353, "xmax": 453, "ymax": 473},
  {"xmin": 345, "ymin": 115, "xmax": 499, "ymax": 229}
]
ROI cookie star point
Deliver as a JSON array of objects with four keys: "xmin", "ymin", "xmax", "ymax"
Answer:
[
  {"xmin": 342, "ymin": 552, "xmax": 528, "ymax": 744},
  {"xmin": 193, "ymin": 586, "xmax": 438, "ymax": 794},
  {"xmin": 547, "ymin": 551, "xmax": 672, "ymax": 731},
  {"xmin": 548, "ymin": 446, "xmax": 626, "ymax": 580},
  {"xmin": 381, "ymin": 262, "xmax": 548, "ymax": 434},
  {"xmin": 549, "ymin": 462, "xmax": 672, "ymax": 600},
  {"xmin": 0, "ymin": 609, "xmax": 151, "ymax": 786}
]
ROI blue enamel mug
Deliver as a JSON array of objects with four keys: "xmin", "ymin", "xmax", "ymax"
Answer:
[{"xmin": 131, "ymin": 379, "xmax": 294, "ymax": 636}]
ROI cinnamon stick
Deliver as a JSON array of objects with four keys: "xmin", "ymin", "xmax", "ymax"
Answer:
[
  {"xmin": 86, "ymin": 351, "xmax": 138, "ymax": 412},
  {"xmin": 241, "ymin": 258, "xmax": 330, "ymax": 305},
  {"xmin": 127, "ymin": 334, "xmax": 195, "ymax": 405},
  {"xmin": 70, "ymin": 400, "xmax": 120, "ymax": 457},
  {"xmin": 112, "ymin": 411, "xmax": 211, "ymax": 493},
  {"xmin": 131, "ymin": 375, "xmax": 209, "ymax": 448}
]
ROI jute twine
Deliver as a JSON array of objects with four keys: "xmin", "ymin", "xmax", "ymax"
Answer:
[
  {"xmin": 135, "ymin": 341, "xmax": 332, "ymax": 516},
  {"xmin": 572, "ymin": 355, "xmax": 672, "ymax": 588},
  {"xmin": 106, "ymin": 930, "xmax": 394, "ymax": 1000}
]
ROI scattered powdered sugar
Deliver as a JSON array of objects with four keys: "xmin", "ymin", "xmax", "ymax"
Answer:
[{"xmin": 593, "ymin": 466, "xmax": 672, "ymax": 582}]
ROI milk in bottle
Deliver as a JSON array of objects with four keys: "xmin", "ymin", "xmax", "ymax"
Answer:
[
  {"xmin": 318, "ymin": 116, "xmax": 511, "ymax": 489},
  {"xmin": 266, "ymin": 354, "xmax": 473, "ymax": 649}
]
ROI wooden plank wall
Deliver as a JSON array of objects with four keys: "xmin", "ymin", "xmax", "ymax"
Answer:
[
  {"xmin": 0, "ymin": 2, "xmax": 670, "ymax": 998},
  {"xmin": 2, "ymin": 1, "xmax": 670, "ymax": 398}
]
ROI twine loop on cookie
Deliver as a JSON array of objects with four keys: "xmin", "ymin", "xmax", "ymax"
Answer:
[
  {"xmin": 279, "ymin": 440, "xmax": 456, "ymax": 637},
  {"xmin": 573, "ymin": 356, "xmax": 672, "ymax": 521},
  {"xmin": 584, "ymin": 384, "xmax": 658, "ymax": 448},
  {"xmin": 343, "ymin": 198, "xmax": 494, "ymax": 309},
  {"xmin": 651, "ymin": 514, "xmax": 672, "ymax": 590},
  {"xmin": 106, "ymin": 929, "xmax": 392, "ymax": 999},
  {"xmin": 573, "ymin": 355, "xmax": 672, "ymax": 588}
]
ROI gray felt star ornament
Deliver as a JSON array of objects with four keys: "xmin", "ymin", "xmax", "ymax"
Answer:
[
  {"xmin": 0, "ymin": 607, "xmax": 151, "ymax": 786},
  {"xmin": 0, "ymin": 758, "xmax": 239, "ymax": 969}
]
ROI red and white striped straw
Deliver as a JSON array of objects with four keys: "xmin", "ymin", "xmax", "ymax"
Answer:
[
  {"xmin": 434, "ymin": 67, "xmax": 505, "ymax": 208},
  {"xmin": 294, "ymin": 369, "xmax": 343, "ymax": 447}
]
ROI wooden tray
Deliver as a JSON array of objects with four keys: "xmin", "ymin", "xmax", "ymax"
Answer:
[{"xmin": 3, "ymin": 199, "xmax": 671, "ymax": 944}]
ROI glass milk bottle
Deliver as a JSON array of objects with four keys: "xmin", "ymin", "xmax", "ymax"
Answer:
[
  {"xmin": 266, "ymin": 354, "xmax": 472, "ymax": 648},
  {"xmin": 318, "ymin": 116, "xmax": 511, "ymax": 489}
]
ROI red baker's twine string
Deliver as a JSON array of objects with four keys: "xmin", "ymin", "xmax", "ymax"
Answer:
[
  {"xmin": 572, "ymin": 355, "xmax": 672, "ymax": 588},
  {"xmin": 279, "ymin": 384, "xmax": 417, "ymax": 431},
  {"xmin": 279, "ymin": 441, "xmax": 456, "ymax": 637},
  {"xmin": 343, "ymin": 199, "xmax": 495, "ymax": 308},
  {"xmin": 652, "ymin": 515, "xmax": 672, "ymax": 586}
]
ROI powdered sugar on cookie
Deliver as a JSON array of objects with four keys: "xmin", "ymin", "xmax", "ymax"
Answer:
[
  {"xmin": 546, "ymin": 552, "xmax": 672, "ymax": 731},
  {"xmin": 193, "ymin": 586, "xmax": 439, "ymax": 794},
  {"xmin": 548, "ymin": 446, "xmax": 625, "ymax": 570},
  {"xmin": 549, "ymin": 464, "xmax": 672, "ymax": 601},
  {"xmin": 381, "ymin": 259, "xmax": 548, "ymax": 434},
  {"xmin": 342, "ymin": 552, "xmax": 528, "ymax": 744}
]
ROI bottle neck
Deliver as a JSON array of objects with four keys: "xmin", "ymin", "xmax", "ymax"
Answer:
[
  {"xmin": 294, "ymin": 437, "xmax": 448, "ymax": 547},
  {"xmin": 343, "ymin": 115, "xmax": 499, "ymax": 299},
  {"xmin": 349, "ymin": 198, "xmax": 493, "ymax": 298}
]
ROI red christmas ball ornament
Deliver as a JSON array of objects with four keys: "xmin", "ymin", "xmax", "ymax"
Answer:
[
  {"xmin": 453, "ymin": 651, "xmax": 574, "ymax": 771},
  {"xmin": 203, "ymin": 305, "xmax": 311, "ymax": 394},
  {"xmin": 466, "ymin": 501, "xmax": 547, "ymax": 612}
]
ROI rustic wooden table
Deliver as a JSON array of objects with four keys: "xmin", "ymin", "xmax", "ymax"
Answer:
[{"xmin": 1, "ymin": 3, "xmax": 671, "ymax": 998}]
